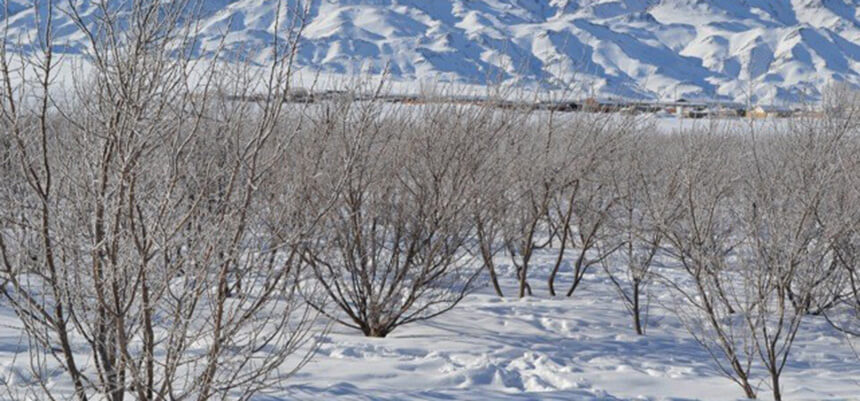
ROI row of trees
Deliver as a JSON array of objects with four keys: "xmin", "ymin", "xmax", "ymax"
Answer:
[
  {"xmin": 292, "ymin": 85, "xmax": 860, "ymax": 401},
  {"xmin": 487, "ymin": 104, "xmax": 860, "ymax": 401},
  {"xmin": 2, "ymin": 1, "xmax": 860, "ymax": 400}
]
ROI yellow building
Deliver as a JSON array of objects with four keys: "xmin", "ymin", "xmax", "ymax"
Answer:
[{"xmin": 749, "ymin": 105, "xmax": 793, "ymax": 118}]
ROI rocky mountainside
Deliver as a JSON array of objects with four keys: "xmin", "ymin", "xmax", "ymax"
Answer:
[{"xmin": 4, "ymin": 0, "xmax": 860, "ymax": 102}]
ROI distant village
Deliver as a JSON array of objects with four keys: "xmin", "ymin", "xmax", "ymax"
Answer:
[
  {"xmin": 571, "ymin": 98, "xmax": 808, "ymax": 119},
  {"xmin": 570, "ymin": 98, "xmax": 798, "ymax": 119},
  {"xmin": 459, "ymin": 96, "xmax": 809, "ymax": 119},
  {"xmin": 237, "ymin": 89, "xmax": 811, "ymax": 119}
]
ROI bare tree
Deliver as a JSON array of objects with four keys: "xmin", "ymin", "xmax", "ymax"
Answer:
[
  {"xmin": 500, "ymin": 124, "xmax": 555, "ymax": 298},
  {"xmin": 299, "ymin": 94, "xmax": 511, "ymax": 337},
  {"xmin": 657, "ymin": 115, "xmax": 860, "ymax": 400},
  {"xmin": 473, "ymin": 184, "xmax": 510, "ymax": 297},
  {"xmin": 735, "ymin": 123, "xmax": 851, "ymax": 401},
  {"xmin": 493, "ymin": 110, "xmax": 631, "ymax": 299},
  {"xmin": 470, "ymin": 97, "xmax": 531, "ymax": 298},
  {"xmin": 804, "ymin": 86, "xmax": 860, "ymax": 356},
  {"xmin": 0, "ymin": 1, "xmax": 325, "ymax": 400},
  {"xmin": 600, "ymin": 134, "xmax": 681, "ymax": 334},
  {"xmin": 545, "ymin": 114, "xmax": 631, "ymax": 297},
  {"xmin": 830, "ymin": 223, "xmax": 860, "ymax": 341},
  {"xmin": 657, "ymin": 130, "xmax": 758, "ymax": 399}
]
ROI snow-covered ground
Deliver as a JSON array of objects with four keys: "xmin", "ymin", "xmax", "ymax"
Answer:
[
  {"xmin": 2, "ymin": 239, "xmax": 856, "ymax": 400},
  {"xmin": 279, "ymin": 253, "xmax": 860, "ymax": 401}
]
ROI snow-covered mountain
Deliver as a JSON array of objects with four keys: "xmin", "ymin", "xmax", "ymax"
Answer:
[{"xmin": 4, "ymin": 0, "xmax": 860, "ymax": 102}]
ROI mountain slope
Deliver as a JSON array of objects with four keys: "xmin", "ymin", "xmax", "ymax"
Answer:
[{"xmin": 5, "ymin": 0, "xmax": 860, "ymax": 102}]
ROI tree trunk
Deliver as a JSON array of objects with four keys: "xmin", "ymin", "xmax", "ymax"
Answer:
[
  {"xmin": 632, "ymin": 280, "xmax": 643, "ymax": 335},
  {"xmin": 488, "ymin": 263, "xmax": 504, "ymax": 298},
  {"xmin": 566, "ymin": 253, "xmax": 586, "ymax": 297},
  {"xmin": 742, "ymin": 380, "xmax": 757, "ymax": 399},
  {"xmin": 771, "ymin": 372, "xmax": 782, "ymax": 401},
  {"xmin": 364, "ymin": 325, "xmax": 389, "ymax": 338},
  {"xmin": 548, "ymin": 198, "xmax": 575, "ymax": 296},
  {"xmin": 476, "ymin": 219, "xmax": 504, "ymax": 297},
  {"xmin": 518, "ymin": 265, "xmax": 531, "ymax": 298}
]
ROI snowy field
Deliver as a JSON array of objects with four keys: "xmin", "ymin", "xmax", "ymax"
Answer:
[
  {"xmin": 279, "ymin": 253, "xmax": 860, "ymax": 401},
  {"xmin": 1, "ymin": 194, "xmax": 856, "ymax": 401},
  {"xmin": 3, "ymin": 250, "xmax": 857, "ymax": 400}
]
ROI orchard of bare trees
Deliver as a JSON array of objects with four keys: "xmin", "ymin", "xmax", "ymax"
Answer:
[{"xmin": 2, "ymin": 1, "xmax": 860, "ymax": 400}]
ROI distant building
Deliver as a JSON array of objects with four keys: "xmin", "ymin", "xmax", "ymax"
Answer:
[
  {"xmin": 749, "ymin": 105, "xmax": 793, "ymax": 118},
  {"xmin": 711, "ymin": 104, "xmax": 745, "ymax": 118},
  {"xmin": 672, "ymin": 99, "xmax": 708, "ymax": 118},
  {"xmin": 673, "ymin": 98, "xmax": 690, "ymax": 117},
  {"xmin": 583, "ymin": 97, "xmax": 622, "ymax": 112}
]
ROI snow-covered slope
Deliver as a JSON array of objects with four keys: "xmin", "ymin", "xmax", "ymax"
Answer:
[{"xmin": 4, "ymin": 0, "xmax": 860, "ymax": 102}]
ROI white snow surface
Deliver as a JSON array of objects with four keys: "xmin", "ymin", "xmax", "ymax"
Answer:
[
  {"xmin": 0, "ymin": 231, "xmax": 859, "ymax": 399},
  {"xmin": 5, "ymin": 0, "xmax": 860, "ymax": 103},
  {"xmin": 283, "ymin": 253, "xmax": 860, "ymax": 400}
]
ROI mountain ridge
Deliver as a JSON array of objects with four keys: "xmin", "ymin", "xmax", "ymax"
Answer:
[{"xmin": 4, "ymin": 0, "xmax": 860, "ymax": 103}]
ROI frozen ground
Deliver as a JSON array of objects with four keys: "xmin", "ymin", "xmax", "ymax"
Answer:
[
  {"xmin": 279, "ymin": 252, "xmax": 860, "ymax": 401},
  {"xmin": 0, "ymin": 246, "xmax": 857, "ymax": 400}
]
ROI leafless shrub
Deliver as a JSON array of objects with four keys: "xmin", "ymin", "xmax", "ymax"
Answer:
[
  {"xmin": 544, "ymin": 114, "xmax": 633, "ymax": 298},
  {"xmin": 495, "ymin": 110, "xmax": 633, "ymax": 298},
  {"xmin": 656, "ymin": 111, "xmax": 860, "ymax": 400},
  {"xmin": 297, "ymin": 93, "xmax": 515, "ymax": 337},
  {"xmin": 600, "ymin": 133, "xmax": 682, "ymax": 335},
  {"xmin": 0, "ymin": 1, "xmax": 325, "ymax": 400},
  {"xmin": 816, "ymin": 86, "xmax": 860, "ymax": 353},
  {"xmin": 734, "ymin": 120, "xmax": 855, "ymax": 401},
  {"xmin": 492, "ymin": 113, "xmax": 558, "ymax": 298},
  {"xmin": 470, "ymin": 100, "xmax": 532, "ymax": 298},
  {"xmin": 655, "ymin": 129, "xmax": 760, "ymax": 399},
  {"xmin": 561, "ymin": 161, "xmax": 621, "ymax": 299}
]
